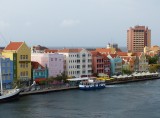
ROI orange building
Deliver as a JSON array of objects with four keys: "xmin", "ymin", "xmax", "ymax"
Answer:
[{"xmin": 91, "ymin": 51, "xmax": 111, "ymax": 76}]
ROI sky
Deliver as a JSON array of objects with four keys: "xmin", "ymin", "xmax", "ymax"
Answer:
[{"xmin": 0, "ymin": 0, "xmax": 159, "ymax": 48}]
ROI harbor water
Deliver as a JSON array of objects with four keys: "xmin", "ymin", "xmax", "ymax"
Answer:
[{"xmin": 1, "ymin": 79, "xmax": 160, "ymax": 118}]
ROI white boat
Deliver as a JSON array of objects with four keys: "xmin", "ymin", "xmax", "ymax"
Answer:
[
  {"xmin": 0, "ymin": 57, "xmax": 20, "ymax": 103},
  {"xmin": 79, "ymin": 79, "xmax": 106, "ymax": 90},
  {"xmin": 0, "ymin": 88, "xmax": 20, "ymax": 103}
]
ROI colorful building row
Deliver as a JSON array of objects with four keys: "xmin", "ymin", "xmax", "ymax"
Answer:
[{"xmin": 0, "ymin": 41, "xmax": 152, "ymax": 89}]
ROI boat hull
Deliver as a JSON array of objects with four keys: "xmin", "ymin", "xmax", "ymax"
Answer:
[
  {"xmin": 79, "ymin": 85, "xmax": 105, "ymax": 90},
  {"xmin": 0, "ymin": 89, "xmax": 20, "ymax": 103}
]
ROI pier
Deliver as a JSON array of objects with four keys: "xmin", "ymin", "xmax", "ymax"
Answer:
[{"xmin": 20, "ymin": 86, "xmax": 78, "ymax": 96}]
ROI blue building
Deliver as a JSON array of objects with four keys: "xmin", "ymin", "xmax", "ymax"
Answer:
[
  {"xmin": 31, "ymin": 61, "xmax": 48, "ymax": 83},
  {"xmin": 107, "ymin": 54, "xmax": 122, "ymax": 76},
  {"xmin": 0, "ymin": 56, "xmax": 13, "ymax": 89}
]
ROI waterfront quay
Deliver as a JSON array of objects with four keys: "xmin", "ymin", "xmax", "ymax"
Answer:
[
  {"xmin": 19, "ymin": 76, "xmax": 160, "ymax": 96},
  {"xmin": 106, "ymin": 76, "xmax": 160, "ymax": 85},
  {"xmin": 20, "ymin": 85, "xmax": 78, "ymax": 96}
]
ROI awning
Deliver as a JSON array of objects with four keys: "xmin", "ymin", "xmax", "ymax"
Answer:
[{"xmin": 34, "ymin": 78, "xmax": 46, "ymax": 83}]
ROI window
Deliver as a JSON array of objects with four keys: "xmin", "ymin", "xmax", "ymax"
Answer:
[
  {"xmin": 20, "ymin": 63, "xmax": 23, "ymax": 68},
  {"xmin": 26, "ymin": 55, "xmax": 28, "ymax": 59},
  {"xmin": 20, "ymin": 55, "xmax": 23, "ymax": 60},
  {"xmin": 8, "ymin": 76, "xmax": 10, "ymax": 80},
  {"xmin": 23, "ymin": 63, "xmax": 25, "ymax": 68},
  {"xmin": 55, "ymin": 58, "xmax": 57, "ymax": 61},
  {"xmin": 7, "ymin": 62, "xmax": 10, "ymax": 67},
  {"xmin": 77, "ymin": 54, "xmax": 80, "ymax": 58},
  {"xmin": 20, "ymin": 72, "xmax": 23, "ymax": 76},
  {"xmin": 23, "ymin": 55, "xmax": 25, "ymax": 59},
  {"xmin": 82, "ymin": 54, "xmax": 86, "ymax": 57},
  {"xmin": 51, "ymin": 58, "xmax": 53, "ymax": 61},
  {"xmin": 26, "ymin": 63, "xmax": 28, "ymax": 68},
  {"xmin": 1, "ymin": 63, "xmax": 4, "ymax": 67}
]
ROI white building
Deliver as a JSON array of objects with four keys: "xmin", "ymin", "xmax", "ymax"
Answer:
[
  {"xmin": 31, "ymin": 53, "xmax": 64, "ymax": 77},
  {"xmin": 58, "ymin": 48, "xmax": 92, "ymax": 78}
]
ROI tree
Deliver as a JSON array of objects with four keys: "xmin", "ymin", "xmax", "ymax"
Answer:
[
  {"xmin": 149, "ymin": 64, "xmax": 160, "ymax": 73},
  {"xmin": 122, "ymin": 69, "xmax": 132, "ymax": 75},
  {"xmin": 146, "ymin": 55, "xmax": 159, "ymax": 64}
]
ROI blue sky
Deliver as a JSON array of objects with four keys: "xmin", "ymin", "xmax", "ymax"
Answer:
[{"xmin": 0, "ymin": 0, "xmax": 159, "ymax": 47}]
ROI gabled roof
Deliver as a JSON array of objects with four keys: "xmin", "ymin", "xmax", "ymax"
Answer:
[
  {"xmin": 58, "ymin": 48, "xmax": 83, "ymax": 53},
  {"xmin": 4, "ymin": 42, "xmax": 24, "ymax": 51},
  {"xmin": 31, "ymin": 61, "xmax": 45, "ymax": 69},
  {"xmin": 110, "ymin": 54, "xmax": 118, "ymax": 58},
  {"xmin": 90, "ymin": 51, "xmax": 101, "ymax": 56}
]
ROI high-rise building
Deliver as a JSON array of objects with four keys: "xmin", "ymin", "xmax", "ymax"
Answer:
[{"xmin": 127, "ymin": 25, "xmax": 151, "ymax": 52}]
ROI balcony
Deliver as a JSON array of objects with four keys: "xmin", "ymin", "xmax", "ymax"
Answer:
[{"xmin": 19, "ymin": 59, "xmax": 30, "ymax": 63}]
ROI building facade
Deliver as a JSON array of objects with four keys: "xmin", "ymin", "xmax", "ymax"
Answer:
[
  {"xmin": 2, "ymin": 42, "xmax": 31, "ymax": 85},
  {"xmin": 0, "ymin": 56, "xmax": 13, "ymax": 89},
  {"xmin": 91, "ymin": 51, "xmax": 111, "ymax": 76},
  {"xmin": 58, "ymin": 48, "xmax": 92, "ymax": 78},
  {"xmin": 107, "ymin": 54, "xmax": 122, "ymax": 76},
  {"xmin": 127, "ymin": 25, "xmax": 151, "ymax": 52},
  {"xmin": 137, "ymin": 52, "xmax": 148, "ymax": 72},
  {"xmin": 31, "ymin": 53, "xmax": 64, "ymax": 77},
  {"xmin": 31, "ymin": 61, "xmax": 48, "ymax": 82}
]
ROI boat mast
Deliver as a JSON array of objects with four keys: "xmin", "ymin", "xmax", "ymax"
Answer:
[{"xmin": 0, "ymin": 55, "xmax": 3, "ymax": 95}]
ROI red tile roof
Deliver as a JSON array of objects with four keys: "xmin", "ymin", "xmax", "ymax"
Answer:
[
  {"xmin": 31, "ymin": 61, "xmax": 45, "ymax": 69},
  {"xmin": 96, "ymin": 48, "xmax": 112, "ymax": 54},
  {"xmin": 134, "ymin": 52, "xmax": 142, "ymax": 56},
  {"xmin": 4, "ymin": 42, "xmax": 24, "ymax": 50},
  {"xmin": 110, "ymin": 54, "xmax": 118, "ymax": 58},
  {"xmin": 44, "ymin": 49, "xmax": 58, "ymax": 53},
  {"xmin": 116, "ymin": 52, "xmax": 128, "ymax": 56},
  {"xmin": 58, "ymin": 48, "xmax": 83, "ymax": 53},
  {"xmin": 90, "ymin": 51, "xmax": 102, "ymax": 56}
]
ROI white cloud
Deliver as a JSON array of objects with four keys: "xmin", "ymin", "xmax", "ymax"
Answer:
[{"xmin": 60, "ymin": 19, "xmax": 80, "ymax": 27}]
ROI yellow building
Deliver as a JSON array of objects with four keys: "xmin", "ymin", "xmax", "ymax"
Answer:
[{"xmin": 2, "ymin": 42, "xmax": 31, "ymax": 84}]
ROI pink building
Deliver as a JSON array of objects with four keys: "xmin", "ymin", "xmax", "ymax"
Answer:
[
  {"xmin": 127, "ymin": 25, "xmax": 151, "ymax": 52},
  {"xmin": 31, "ymin": 53, "xmax": 64, "ymax": 77}
]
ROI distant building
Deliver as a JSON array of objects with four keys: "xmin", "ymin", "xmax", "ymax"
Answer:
[
  {"xmin": 144, "ymin": 45, "xmax": 160, "ymax": 57},
  {"xmin": 31, "ymin": 53, "xmax": 64, "ymax": 77},
  {"xmin": 31, "ymin": 45, "xmax": 48, "ymax": 53},
  {"xmin": 127, "ymin": 25, "xmax": 151, "ymax": 52}
]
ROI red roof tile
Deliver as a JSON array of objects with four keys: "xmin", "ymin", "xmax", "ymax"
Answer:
[
  {"xmin": 4, "ymin": 42, "xmax": 24, "ymax": 50},
  {"xmin": 44, "ymin": 49, "xmax": 58, "ymax": 53},
  {"xmin": 58, "ymin": 48, "xmax": 83, "ymax": 53},
  {"xmin": 110, "ymin": 54, "xmax": 118, "ymax": 58},
  {"xmin": 116, "ymin": 52, "xmax": 128, "ymax": 56},
  {"xmin": 96, "ymin": 48, "xmax": 112, "ymax": 54},
  {"xmin": 31, "ymin": 61, "xmax": 45, "ymax": 69},
  {"xmin": 90, "ymin": 51, "xmax": 102, "ymax": 56}
]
